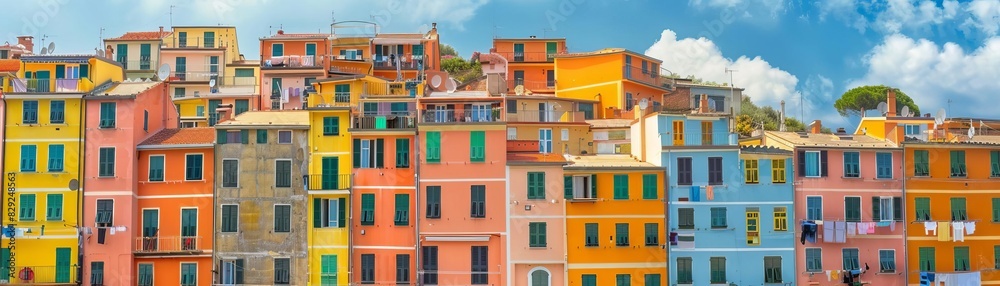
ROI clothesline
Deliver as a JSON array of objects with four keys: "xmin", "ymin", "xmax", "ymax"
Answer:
[
  {"xmin": 911, "ymin": 269, "xmax": 1000, "ymax": 274},
  {"xmin": 909, "ymin": 219, "xmax": 981, "ymax": 223},
  {"xmin": 801, "ymin": 219, "xmax": 902, "ymax": 223}
]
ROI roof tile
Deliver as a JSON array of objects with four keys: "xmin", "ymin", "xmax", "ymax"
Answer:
[
  {"xmin": 106, "ymin": 31, "xmax": 172, "ymax": 41},
  {"xmin": 140, "ymin": 128, "xmax": 216, "ymax": 146}
]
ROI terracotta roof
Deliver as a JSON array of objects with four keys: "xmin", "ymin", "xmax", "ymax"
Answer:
[
  {"xmin": 263, "ymin": 33, "xmax": 329, "ymax": 40},
  {"xmin": 565, "ymin": 154, "xmax": 658, "ymax": 169},
  {"xmin": 106, "ymin": 31, "xmax": 172, "ymax": 41},
  {"xmin": 764, "ymin": 131, "xmax": 898, "ymax": 149},
  {"xmin": 507, "ymin": 153, "xmax": 568, "ymax": 165},
  {"xmin": 92, "ymin": 81, "xmax": 162, "ymax": 96},
  {"xmin": 0, "ymin": 59, "xmax": 20, "ymax": 73},
  {"xmin": 140, "ymin": 128, "xmax": 215, "ymax": 146},
  {"xmin": 740, "ymin": 145, "xmax": 792, "ymax": 155}
]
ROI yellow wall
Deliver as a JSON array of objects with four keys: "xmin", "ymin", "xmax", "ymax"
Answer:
[
  {"xmin": 165, "ymin": 27, "xmax": 242, "ymax": 63},
  {"xmin": 854, "ymin": 117, "xmax": 887, "ymax": 139},
  {"xmin": 307, "ymin": 195, "xmax": 350, "ymax": 285}
]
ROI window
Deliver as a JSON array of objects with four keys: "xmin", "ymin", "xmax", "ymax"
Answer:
[
  {"xmin": 275, "ymin": 160, "xmax": 292, "ymax": 188},
  {"xmin": 709, "ymin": 257, "xmax": 726, "ymax": 283},
  {"xmin": 278, "ymin": 130, "xmax": 292, "ymax": 144},
  {"xmin": 256, "ymin": 129, "xmax": 267, "ymax": 143},
  {"xmin": 90, "ymin": 261, "xmax": 104, "ymax": 286},
  {"xmin": 955, "ymin": 246, "xmax": 970, "ymax": 271},
  {"xmin": 676, "ymin": 157, "xmax": 692, "ymax": 185},
  {"xmin": 879, "ymin": 250, "xmax": 896, "ymax": 273},
  {"xmin": 220, "ymin": 259, "xmax": 243, "ymax": 285},
  {"xmin": 845, "ymin": 197, "xmax": 861, "ymax": 222},
  {"xmin": 426, "ymin": 186, "xmax": 441, "ymax": 218},
  {"xmin": 49, "ymin": 100, "xmax": 64, "ymax": 124},
  {"xmin": 137, "ymin": 264, "xmax": 153, "ymax": 286},
  {"xmin": 676, "ymin": 257, "xmax": 692, "ymax": 284},
  {"xmin": 320, "ymin": 255, "xmax": 338, "ymax": 285},
  {"xmin": 313, "ymin": 198, "xmax": 344, "ymax": 228},
  {"xmin": 843, "ymin": 248, "xmax": 860, "ymax": 270},
  {"xmin": 528, "ymin": 172, "xmax": 545, "ymax": 199},
  {"xmin": 567, "ymin": 175, "xmax": 596, "ymax": 199},
  {"xmin": 843, "ymin": 151, "xmax": 860, "ymax": 178},
  {"xmin": 148, "ymin": 155, "xmax": 164, "ymax": 182},
  {"xmin": 18, "ymin": 194, "xmax": 35, "ymax": 220},
  {"xmin": 539, "ymin": 129, "xmax": 553, "ymax": 153},
  {"xmin": 585, "ymin": 223, "xmax": 599, "ymax": 246},
  {"xmin": 221, "ymin": 159, "xmax": 239, "ymax": 188},
  {"xmin": 95, "ymin": 199, "xmax": 114, "ymax": 226},
  {"xmin": 274, "ymin": 258, "xmax": 290, "ymax": 284},
  {"xmin": 422, "ymin": 246, "xmax": 439, "ymax": 284},
  {"xmin": 872, "ymin": 196, "xmax": 900, "ymax": 222},
  {"xmin": 181, "ymin": 263, "xmax": 197, "ymax": 286},
  {"xmin": 701, "ymin": 121, "xmax": 713, "ymax": 145},
  {"xmin": 992, "ymin": 151, "xmax": 1000, "ymax": 177},
  {"xmin": 46, "ymin": 194, "xmax": 62, "ymax": 221},
  {"xmin": 471, "ymin": 185, "xmax": 486, "ymax": 218},
  {"xmin": 353, "ymin": 139, "xmax": 385, "ymax": 168},
  {"xmin": 613, "ymin": 174, "xmax": 629, "ymax": 199},
  {"xmin": 914, "ymin": 150, "xmax": 930, "ymax": 176},
  {"xmin": 221, "ymin": 204, "xmax": 239, "ymax": 232},
  {"xmin": 392, "ymin": 138, "xmax": 410, "ymax": 168},
  {"xmin": 616, "ymin": 274, "xmax": 631, "ymax": 286},
  {"xmin": 470, "ymin": 131, "xmax": 486, "ymax": 162},
  {"xmin": 803, "ymin": 151, "xmax": 823, "ymax": 177},
  {"xmin": 361, "ymin": 193, "xmax": 375, "ymax": 225},
  {"xmin": 98, "ymin": 147, "xmax": 115, "ymax": 177},
  {"xmin": 396, "ymin": 254, "xmax": 410, "ymax": 284},
  {"xmin": 915, "ymin": 197, "xmax": 931, "ymax": 221},
  {"xmin": 672, "ymin": 120, "xmax": 684, "ymax": 145},
  {"xmin": 20, "ymin": 145, "xmax": 36, "ymax": 172},
  {"xmin": 772, "ymin": 159, "xmax": 786, "ymax": 183},
  {"xmin": 615, "ymin": 223, "xmax": 629, "ymax": 246},
  {"xmin": 876, "ymin": 152, "xmax": 893, "ymax": 178},
  {"xmin": 274, "ymin": 204, "xmax": 291, "ymax": 232},
  {"xmin": 764, "ymin": 256, "xmax": 782, "ymax": 283},
  {"xmin": 708, "ymin": 157, "xmax": 723, "ymax": 185},
  {"xmin": 99, "ymin": 102, "xmax": 116, "ymax": 128},
  {"xmin": 530, "ymin": 268, "xmax": 550, "ymax": 286},
  {"xmin": 747, "ymin": 209, "xmax": 760, "ymax": 245},
  {"xmin": 22, "ymin": 100, "xmax": 38, "ymax": 124},
  {"xmin": 994, "ymin": 198, "xmax": 1000, "ymax": 222},
  {"xmin": 678, "ymin": 208, "xmax": 694, "ymax": 230},
  {"xmin": 644, "ymin": 274, "xmax": 660, "ymax": 286},
  {"xmin": 49, "ymin": 145, "xmax": 66, "ymax": 172},
  {"xmin": 745, "ymin": 159, "xmax": 759, "ymax": 183},
  {"xmin": 395, "ymin": 194, "xmax": 410, "ymax": 226},
  {"xmin": 361, "ymin": 254, "xmax": 375, "ymax": 284},
  {"xmin": 951, "ymin": 197, "xmax": 967, "ymax": 221},
  {"xmin": 806, "ymin": 196, "xmax": 822, "ymax": 220},
  {"xmin": 951, "ymin": 150, "xmax": 967, "ymax": 177},
  {"xmin": 471, "ymin": 246, "xmax": 489, "ymax": 284},
  {"xmin": 773, "ymin": 207, "xmax": 787, "ymax": 231},
  {"xmin": 641, "ymin": 174, "xmax": 657, "ymax": 199},
  {"xmin": 529, "ymin": 222, "xmax": 547, "ymax": 247},
  {"xmin": 710, "ymin": 207, "xmax": 727, "ymax": 228},
  {"xmin": 323, "ymin": 117, "xmax": 339, "ymax": 135},
  {"xmin": 219, "ymin": 130, "xmax": 247, "ymax": 144},
  {"xmin": 919, "ymin": 247, "xmax": 935, "ymax": 271},
  {"xmin": 644, "ymin": 223, "xmax": 658, "ymax": 246},
  {"xmin": 805, "ymin": 248, "xmax": 822, "ymax": 272},
  {"xmin": 185, "ymin": 154, "xmax": 203, "ymax": 181},
  {"xmin": 426, "ymin": 131, "xmax": 441, "ymax": 163},
  {"xmin": 203, "ymin": 31, "xmax": 215, "ymax": 48}
]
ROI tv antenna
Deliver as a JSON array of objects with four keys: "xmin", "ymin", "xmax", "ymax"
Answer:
[{"xmin": 170, "ymin": 5, "xmax": 176, "ymax": 27}]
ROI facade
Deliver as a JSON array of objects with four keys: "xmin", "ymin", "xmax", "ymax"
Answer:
[
  {"xmin": 0, "ymin": 36, "xmax": 34, "ymax": 59},
  {"xmin": 492, "ymin": 37, "xmax": 567, "ymax": 93},
  {"xmin": 81, "ymin": 81, "xmax": 173, "ymax": 286},
  {"xmin": 134, "ymin": 128, "xmax": 216, "ymax": 286},
  {"xmin": 259, "ymin": 31, "xmax": 330, "ymax": 110},
  {"xmin": 104, "ymin": 28, "xmax": 172, "ymax": 78},
  {"xmin": 505, "ymin": 95, "xmax": 593, "ymax": 155},
  {"xmin": 213, "ymin": 111, "xmax": 310, "ymax": 285},
  {"xmin": 506, "ymin": 143, "xmax": 568, "ymax": 286},
  {"xmin": 553, "ymin": 49, "xmax": 670, "ymax": 119},
  {"xmin": 589, "ymin": 119, "xmax": 634, "ymax": 155},
  {"xmin": 2, "ymin": 55, "xmax": 123, "ymax": 285}
]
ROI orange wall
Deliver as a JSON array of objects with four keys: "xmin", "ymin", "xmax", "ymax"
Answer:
[
  {"xmin": 261, "ymin": 39, "xmax": 329, "ymax": 58},
  {"xmin": 494, "ymin": 40, "xmax": 567, "ymax": 57}
]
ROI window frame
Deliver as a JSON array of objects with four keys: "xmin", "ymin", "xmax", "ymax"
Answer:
[
  {"xmin": 184, "ymin": 153, "xmax": 204, "ymax": 181},
  {"xmin": 876, "ymin": 152, "xmax": 893, "ymax": 179},
  {"xmin": 843, "ymin": 151, "xmax": 860, "ymax": 178},
  {"xmin": 274, "ymin": 159, "xmax": 293, "ymax": 188},
  {"xmin": 277, "ymin": 130, "xmax": 293, "ymax": 144},
  {"xmin": 98, "ymin": 147, "xmax": 115, "ymax": 177},
  {"xmin": 710, "ymin": 207, "xmax": 727, "ymax": 229},
  {"xmin": 222, "ymin": 159, "xmax": 239, "ymax": 188},
  {"xmin": 273, "ymin": 204, "xmax": 291, "ymax": 233},
  {"xmin": 678, "ymin": 208, "xmax": 695, "ymax": 230},
  {"xmin": 772, "ymin": 158, "xmax": 786, "ymax": 183},
  {"xmin": 147, "ymin": 155, "xmax": 165, "ymax": 182},
  {"xmin": 879, "ymin": 249, "xmax": 896, "ymax": 273},
  {"xmin": 842, "ymin": 248, "xmax": 860, "ymax": 270},
  {"xmin": 529, "ymin": 222, "xmax": 547, "ymax": 248},
  {"xmin": 805, "ymin": 248, "xmax": 823, "ymax": 272}
]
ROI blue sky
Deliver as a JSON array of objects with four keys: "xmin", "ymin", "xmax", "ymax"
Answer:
[{"xmin": 5, "ymin": 0, "xmax": 1000, "ymax": 128}]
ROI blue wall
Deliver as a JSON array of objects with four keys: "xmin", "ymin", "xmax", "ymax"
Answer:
[{"xmin": 658, "ymin": 114, "xmax": 735, "ymax": 147}]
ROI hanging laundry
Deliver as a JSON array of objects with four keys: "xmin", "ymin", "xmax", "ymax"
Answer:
[
  {"xmin": 952, "ymin": 222, "xmax": 965, "ymax": 242},
  {"xmin": 690, "ymin": 186, "xmax": 700, "ymax": 202},
  {"xmin": 706, "ymin": 185, "xmax": 714, "ymax": 201},
  {"xmin": 890, "ymin": 222, "xmax": 896, "ymax": 231},
  {"xmin": 937, "ymin": 222, "xmax": 951, "ymax": 241},
  {"xmin": 964, "ymin": 221, "xmax": 975, "ymax": 235},
  {"xmin": 825, "ymin": 270, "xmax": 833, "ymax": 281},
  {"xmin": 831, "ymin": 270, "xmax": 841, "ymax": 281},
  {"xmin": 109, "ymin": 227, "xmax": 116, "ymax": 235},
  {"xmin": 867, "ymin": 222, "xmax": 876, "ymax": 233},
  {"xmin": 919, "ymin": 272, "xmax": 935, "ymax": 286},
  {"xmin": 876, "ymin": 221, "xmax": 891, "ymax": 227},
  {"xmin": 835, "ymin": 221, "xmax": 847, "ymax": 243},
  {"xmin": 948, "ymin": 272, "xmax": 981, "ymax": 285},
  {"xmin": 800, "ymin": 221, "xmax": 817, "ymax": 244},
  {"xmin": 924, "ymin": 221, "xmax": 937, "ymax": 235},
  {"xmin": 847, "ymin": 222, "xmax": 858, "ymax": 236},
  {"xmin": 823, "ymin": 222, "xmax": 834, "ymax": 243}
]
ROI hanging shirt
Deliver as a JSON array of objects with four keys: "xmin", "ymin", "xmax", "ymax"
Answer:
[
  {"xmin": 937, "ymin": 222, "xmax": 951, "ymax": 241},
  {"xmin": 964, "ymin": 221, "xmax": 976, "ymax": 235},
  {"xmin": 952, "ymin": 222, "xmax": 965, "ymax": 242},
  {"xmin": 924, "ymin": 221, "xmax": 937, "ymax": 235},
  {"xmin": 867, "ymin": 222, "xmax": 876, "ymax": 233},
  {"xmin": 847, "ymin": 222, "xmax": 858, "ymax": 236},
  {"xmin": 706, "ymin": 185, "xmax": 714, "ymax": 201}
]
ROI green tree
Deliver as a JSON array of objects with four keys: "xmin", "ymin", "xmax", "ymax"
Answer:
[
  {"xmin": 440, "ymin": 44, "xmax": 458, "ymax": 57},
  {"xmin": 834, "ymin": 85, "xmax": 920, "ymax": 117},
  {"xmin": 440, "ymin": 57, "xmax": 483, "ymax": 84},
  {"xmin": 736, "ymin": 96, "xmax": 810, "ymax": 137}
]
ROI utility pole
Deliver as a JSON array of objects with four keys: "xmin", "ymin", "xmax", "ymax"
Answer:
[
  {"xmin": 725, "ymin": 68, "xmax": 738, "ymax": 131},
  {"xmin": 170, "ymin": 5, "xmax": 176, "ymax": 27}
]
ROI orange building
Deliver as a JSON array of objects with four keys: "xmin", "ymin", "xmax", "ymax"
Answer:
[
  {"xmin": 328, "ymin": 22, "xmax": 442, "ymax": 81},
  {"xmin": 134, "ymin": 128, "xmax": 216, "ymax": 286},
  {"xmin": 492, "ymin": 37, "xmax": 567, "ymax": 93},
  {"xmin": 259, "ymin": 30, "xmax": 331, "ymax": 110}
]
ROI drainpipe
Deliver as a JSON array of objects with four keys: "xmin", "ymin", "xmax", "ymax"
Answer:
[
  {"xmin": 348, "ymin": 173, "xmax": 354, "ymax": 286},
  {"xmin": 212, "ymin": 140, "xmax": 219, "ymax": 285},
  {"xmin": 414, "ymin": 130, "xmax": 422, "ymax": 286},
  {"xmin": 900, "ymin": 147, "xmax": 908, "ymax": 283},
  {"xmin": 1, "ymin": 95, "xmax": 7, "ymax": 244},
  {"xmin": 77, "ymin": 95, "xmax": 86, "ymax": 283},
  {"xmin": 664, "ymin": 148, "xmax": 672, "ymax": 281}
]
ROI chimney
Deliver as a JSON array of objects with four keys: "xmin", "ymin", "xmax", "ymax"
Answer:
[
  {"xmin": 530, "ymin": 35, "xmax": 536, "ymax": 39},
  {"xmin": 809, "ymin": 120, "xmax": 822, "ymax": 134},
  {"xmin": 887, "ymin": 88, "xmax": 897, "ymax": 117},
  {"xmin": 159, "ymin": 26, "xmax": 164, "ymax": 34},
  {"xmin": 16, "ymin": 36, "xmax": 34, "ymax": 53},
  {"xmin": 699, "ymin": 94, "xmax": 709, "ymax": 114},
  {"xmin": 779, "ymin": 100, "xmax": 786, "ymax": 131},
  {"xmin": 836, "ymin": 127, "xmax": 847, "ymax": 134},
  {"xmin": 105, "ymin": 45, "xmax": 114, "ymax": 59},
  {"xmin": 277, "ymin": 30, "xmax": 284, "ymax": 35}
]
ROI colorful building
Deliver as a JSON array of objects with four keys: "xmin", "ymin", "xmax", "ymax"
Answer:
[
  {"xmin": 506, "ymin": 141, "xmax": 568, "ymax": 286},
  {"xmin": 81, "ymin": 80, "xmax": 174, "ymax": 286},
  {"xmin": 553, "ymin": 49, "xmax": 670, "ymax": 119},
  {"xmin": 213, "ymin": 111, "xmax": 310, "ymax": 285},
  {"xmin": 259, "ymin": 30, "xmax": 330, "ymax": 110},
  {"xmin": 492, "ymin": 37, "xmax": 567, "ymax": 93},
  {"xmin": 756, "ymin": 128, "xmax": 904, "ymax": 286},
  {"xmin": 134, "ymin": 128, "xmax": 216, "ymax": 286},
  {"xmin": 588, "ymin": 119, "xmax": 633, "ymax": 155},
  {"xmin": 0, "ymin": 36, "xmax": 34, "ymax": 60},
  {"xmin": 2, "ymin": 54, "xmax": 123, "ymax": 284},
  {"xmin": 328, "ymin": 22, "xmax": 442, "ymax": 82},
  {"xmin": 104, "ymin": 28, "xmax": 173, "ymax": 79},
  {"xmin": 504, "ymin": 95, "xmax": 593, "ymax": 155},
  {"xmin": 416, "ymin": 89, "xmax": 507, "ymax": 285}
]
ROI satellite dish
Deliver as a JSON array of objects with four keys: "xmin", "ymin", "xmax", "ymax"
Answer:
[
  {"xmin": 40, "ymin": 47, "xmax": 48, "ymax": 55},
  {"xmin": 156, "ymin": 64, "xmax": 171, "ymax": 81},
  {"xmin": 68, "ymin": 179, "xmax": 80, "ymax": 191},
  {"xmin": 968, "ymin": 127, "xmax": 976, "ymax": 139},
  {"xmin": 514, "ymin": 85, "xmax": 525, "ymax": 96},
  {"xmin": 445, "ymin": 77, "xmax": 458, "ymax": 93},
  {"xmin": 430, "ymin": 75, "xmax": 443, "ymax": 89},
  {"xmin": 935, "ymin": 108, "xmax": 947, "ymax": 125},
  {"xmin": 900, "ymin": 106, "xmax": 910, "ymax": 117},
  {"xmin": 638, "ymin": 98, "xmax": 649, "ymax": 111},
  {"xmin": 47, "ymin": 42, "xmax": 56, "ymax": 54},
  {"xmin": 209, "ymin": 78, "xmax": 217, "ymax": 88},
  {"xmin": 877, "ymin": 102, "xmax": 888, "ymax": 115}
]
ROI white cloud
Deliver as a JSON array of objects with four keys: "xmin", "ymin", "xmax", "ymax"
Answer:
[
  {"xmin": 688, "ymin": 0, "xmax": 789, "ymax": 21},
  {"xmin": 875, "ymin": 0, "xmax": 960, "ymax": 34},
  {"xmin": 815, "ymin": 0, "xmax": 1000, "ymax": 37},
  {"xmin": 962, "ymin": 0, "xmax": 1000, "ymax": 36},
  {"xmin": 850, "ymin": 34, "xmax": 1000, "ymax": 118}
]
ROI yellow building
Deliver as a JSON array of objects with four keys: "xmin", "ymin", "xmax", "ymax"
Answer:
[
  {"xmin": 563, "ymin": 154, "xmax": 667, "ymax": 286},
  {"xmin": 2, "ymin": 55, "xmax": 123, "ymax": 284}
]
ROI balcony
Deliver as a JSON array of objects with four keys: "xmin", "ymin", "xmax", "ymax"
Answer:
[
  {"xmin": 353, "ymin": 113, "xmax": 417, "ymax": 130},
  {"xmin": 498, "ymin": 51, "xmax": 561, "ymax": 63},
  {"xmin": 507, "ymin": 110, "xmax": 586, "ymax": 123},
  {"xmin": 166, "ymin": 36, "xmax": 220, "ymax": 49},
  {"xmin": 0, "ymin": 265, "xmax": 78, "ymax": 284},
  {"xmin": 219, "ymin": 76, "xmax": 257, "ymax": 87},
  {"xmin": 623, "ymin": 65, "xmax": 670, "ymax": 89},
  {"xmin": 168, "ymin": 68, "xmax": 221, "ymax": 82},
  {"xmin": 262, "ymin": 55, "xmax": 324, "ymax": 69},
  {"xmin": 665, "ymin": 131, "xmax": 739, "ymax": 147},
  {"xmin": 305, "ymin": 91, "xmax": 352, "ymax": 109},
  {"xmin": 12, "ymin": 78, "xmax": 95, "ymax": 93},
  {"xmin": 508, "ymin": 80, "xmax": 555, "ymax": 91},
  {"xmin": 134, "ymin": 236, "xmax": 207, "ymax": 254},
  {"xmin": 116, "ymin": 58, "xmax": 154, "ymax": 70},
  {"xmin": 361, "ymin": 81, "xmax": 424, "ymax": 98},
  {"xmin": 419, "ymin": 108, "xmax": 502, "ymax": 123},
  {"xmin": 305, "ymin": 174, "xmax": 353, "ymax": 190},
  {"xmin": 373, "ymin": 53, "xmax": 423, "ymax": 70}
]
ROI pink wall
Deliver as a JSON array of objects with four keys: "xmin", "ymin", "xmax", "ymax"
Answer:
[
  {"xmin": 508, "ymin": 164, "xmax": 566, "ymax": 286},
  {"xmin": 261, "ymin": 74, "xmax": 313, "ymax": 110},
  {"xmin": 795, "ymin": 148, "xmax": 904, "ymax": 286}
]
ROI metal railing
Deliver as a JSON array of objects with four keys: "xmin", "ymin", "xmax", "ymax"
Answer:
[
  {"xmin": 329, "ymin": 65, "xmax": 367, "ymax": 74},
  {"xmin": 497, "ymin": 51, "xmax": 561, "ymax": 62},
  {"xmin": 0, "ymin": 265, "xmax": 79, "ymax": 284},
  {"xmin": 361, "ymin": 81, "xmax": 424, "ymax": 97},
  {"xmin": 306, "ymin": 91, "xmax": 352, "ymax": 109},
  {"xmin": 167, "ymin": 36, "xmax": 219, "ymax": 49},
  {"xmin": 305, "ymin": 174, "xmax": 353, "ymax": 190},
  {"xmin": 219, "ymin": 76, "xmax": 257, "ymax": 87},
  {"xmin": 353, "ymin": 114, "xmax": 417, "ymax": 130},
  {"xmin": 665, "ymin": 131, "xmax": 739, "ymax": 147},
  {"xmin": 134, "ymin": 236, "xmax": 206, "ymax": 253},
  {"xmin": 116, "ymin": 58, "xmax": 154, "ymax": 70},
  {"xmin": 507, "ymin": 110, "xmax": 585, "ymax": 123},
  {"xmin": 508, "ymin": 80, "xmax": 555, "ymax": 91},
  {"xmin": 419, "ymin": 109, "xmax": 502, "ymax": 123},
  {"xmin": 262, "ymin": 55, "xmax": 324, "ymax": 68},
  {"xmin": 169, "ymin": 69, "xmax": 221, "ymax": 82},
  {"xmin": 14, "ymin": 78, "xmax": 95, "ymax": 93},
  {"xmin": 373, "ymin": 53, "xmax": 423, "ymax": 69},
  {"xmin": 623, "ymin": 65, "xmax": 669, "ymax": 88}
]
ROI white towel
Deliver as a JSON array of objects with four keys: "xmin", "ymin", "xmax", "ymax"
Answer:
[
  {"xmin": 858, "ymin": 222, "xmax": 868, "ymax": 235},
  {"xmin": 119, "ymin": 226, "xmax": 126, "ymax": 232},
  {"xmin": 847, "ymin": 222, "xmax": 858, "ymax": 235},
  {"xmin": 964, "ymin": 221, "xmax": 975, "ymax": 235},
  {"xmin": 109, "ymin": 227, "xmax": 116, "ymax": 235},
  {"xmin": 890, "ymin": 222, "xmax": 896, "ymax": 231},
  {"xmin": 952, "ymin": 222, "xmax": 965, "ymax": 242},
  {"xmin": 823, "ymin": 222, "xmax": 834, "ymax": 243},
  {"xmin": 924, "ymin": 221, "xmax": 937, "ymax": 235},
  {"xmin": 826, "ymin": 270, "xmax": 833, "ymax": 281},
  {"xmin": 835, "ymin": 221, "xmax": 847, "ymax": 243},
  {"xmin": 949, "ymin": 272, "xmax": 981, "ymax": 285}
]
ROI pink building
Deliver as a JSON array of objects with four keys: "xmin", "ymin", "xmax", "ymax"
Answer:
[
  {"xmin": 82, "ymin": 81, "xmax": 175, "ymax": 285},
  {"xmin": 758, "ymin": 129, "xmax": 904, "ymax": 286},
  {"xmin": 506, "ymin": 141, "xmax": 568, "ymax": 286}
]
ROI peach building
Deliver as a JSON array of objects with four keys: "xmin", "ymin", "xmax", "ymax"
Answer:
[
  {"xmin": 506, "ymin": 141, "xmax": 568, "ymax": 286},
  {"xmin": 259, "ymin": 30, "xmax": 330, "ymax": 110}
]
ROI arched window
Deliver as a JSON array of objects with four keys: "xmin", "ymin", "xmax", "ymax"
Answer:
[{"xmin": 529, "ymin": 267, "xmax": 551, "ymax": 286}]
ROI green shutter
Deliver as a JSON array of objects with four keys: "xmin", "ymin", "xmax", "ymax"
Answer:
[
  {"xmin": 361, "ymin": 194, "xmax": 375, "ymax": 225},
  {"xmin": 240, "ymin": 130, "xmax": 249, "ymax": 144},
  {"xmin": 564, "ymin": 176, "xmax": 573, "ymax": 199},
  {"xmin": 955, "ymin": 247, "xmax": 970, "ymax": 271},
  {"xmin": 313, "ymin": 198, "xmax": 322, "ymax": 228},
  {"xmin": 257, "ymin": 129, "xmax": 267, "ymax": 143},
  {"xmin": 235, "ymin": 259, "xmax": 245, "ymax": 284},
  {"xmin": 426, "ymin": 131, "xmax": 440, "ymax": 163},
  {"xmin": 353, "ymin": 139, "xmax": 362, "ymax": 167},
  {"xmin": 46, "ymin": 194, "xmax": 62, "ymax": 220},
  {"xmin": 872, "ymin": 197, "xmax": 881, "ymax": 221},
  {"xmin": 324, "ymin": 117, "xmax": 339, "ymax": 135},
  {"xmin": 527, "ymin": 172, "xmax": 545, "ymax": 199},
  {"xmin": 644, "ymin": 274, "xmax": 660, "ymax": 286},
  {"xmin": 470, "ymin": 131, "xmax": 485, "ymax": 162},
  {"xmin": 217, "ymin": 130, "xmax": 227, "ymax": 144},
  {"xmin": 951, "ymin": 197, "xmax": 967, "ymax": 220},
  {"xmin": 893, "ymin": 197, "xmax": 902, "ymax": 221},
  {"xmin": 613, "ymin": 174, "xmax": 628, "ymax": 199},
  {"xmin": 395, "ymin": 194, "xmax": 409, "ymax": 226},
  {"xmin": 375, "ymin": 139, "xmax": 384, "ymax": 168},
  {"xmin": 19, "ymin": 194, "xmax": 35, "ymax": 220},
  {"xmin": 396, "ymin": 138, "xmax": 410, "ymax": 168},
  {"xmin": 582, "ymin": 274, "xmax": 597, "ymax": 286},
  {"xmin": 644, "ymin": 223, "xmax": 658, "ymax": 246},
  {"xmin": 993, "ymin": 198, "xmax": 1000, "ymax": 222},
  {"xmin": 585, "ymin": 223, "xmax": 598, "ymax": 246},
  {"xmin": 919, "ymin": 247, "xmax": 935, "ymax": 271},
  {"xmin": 338, "ymin": 198, "xmax": 346, "ymax": 228},
  {"xmin": 591, "ymin": 174, "xmax": 597, "ymax": 198},
  {"xmin": 642, "ymin": 174, "xmax": 657, "ymax": 199}
]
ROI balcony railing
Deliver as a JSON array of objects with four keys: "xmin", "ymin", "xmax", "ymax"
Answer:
[
  {"xmin": 168, "ymin": 69, "xmax": 221, "ymax": 82},
  {"xmin": 219, "ymin": 76, "xmax": 257, "ymax": 87},
  {"xmin": 116, "ymin": 58, "xmax": 154, "ymax": 70},
  {"xmin": 0, "ymin": 265, "xmax": 79, "ymax": 284},
  {"xmin": 305, "ymin": 174, "xmax": 353, "ymax": 190},
  {"xmin": 623, "ymin": 65, "xmax": 670, "ymax": 88},
  {"xmin": 508, "ymin": 80, "xmax": 555, "ymax": 91},
  {"xmin": 13, "ymin": 78, "xmax": 95, "ymax": 93},
  {"xmin": 306, "ymin": 91, "xmax": 352, "ymax": 109},
  {"xmin": 665, "ymin": 131, "xmax": 739, "ymax": 147},
  {"xmin": 166, "ymin": 36, "xmax": 220, "ymax": 49},
  {"xmin": 134, "ymin": 236, "xmax": 206, "ymax": 254},
  {"xmin": 420, "ymin": 109, "xmax": 502, "ymax": 123},
  {"xmin": 507, "ymin": 110, "xmax": 585, "ymax": 123},
  {"xmin": 262, "ymin": 55, "xmax": 324, "ymax": 68},
  {"xmin": 361, "ymin": 81, "xmax": 424, "ymax": 97},
  {"xmin": 498, "ymin": 51, "xmax": 561, "ymax": 63},
  {"xmin": 373, "ymin": 53, "xmax": 423, "ymax": 69},
  {"xmin": 353, "ymin": 113, "xmax": 417, "ymax": 130}
]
